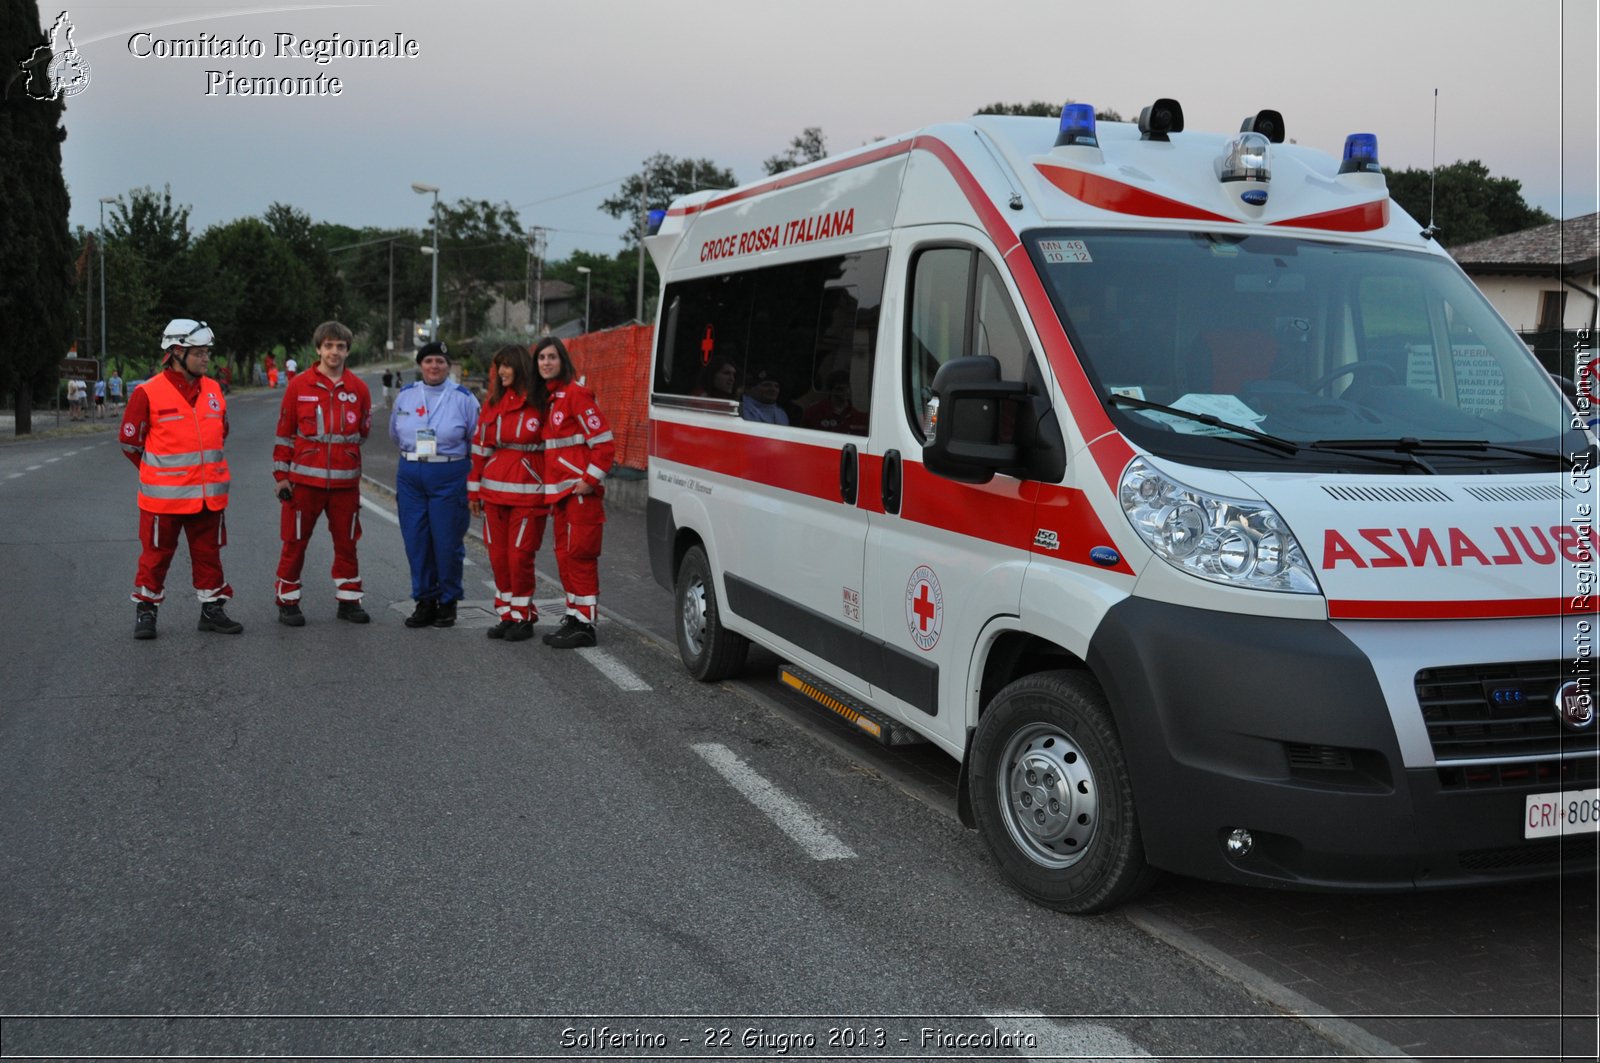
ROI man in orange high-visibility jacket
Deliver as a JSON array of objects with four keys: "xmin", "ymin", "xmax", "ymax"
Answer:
[
  {"xmin": 121, "ymin": 319, "xmax": 243, "ymax": 640},
  {"xmin": 272, "ymin": 321, "xmax": 373, "ymax": 626}
]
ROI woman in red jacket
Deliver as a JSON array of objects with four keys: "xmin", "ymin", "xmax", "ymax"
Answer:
[
  {"xmin": 535, "ymin": 337, "xmax": 615, "ymax": 649},
  {"xmin": 468, "ymin": 345, "xmax": 548, "ymax": 642}
]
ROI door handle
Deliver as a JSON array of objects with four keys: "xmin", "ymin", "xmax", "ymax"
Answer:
[
  {"xmin": 839, "ymin": 443, "xmax": 858, "ymax": 505},
  {"xmin": 882, "ymin": 449, "xmax": 902, "ymax": 515}
]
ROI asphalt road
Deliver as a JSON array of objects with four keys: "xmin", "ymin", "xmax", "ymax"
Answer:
[{"xmin": 1, "ymin": 372, "xmax": 1595, "ymax": 1062}]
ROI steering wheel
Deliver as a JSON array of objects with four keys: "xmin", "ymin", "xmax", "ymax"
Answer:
[{"xmin": 1309, "ymin": 360, "xmax": 1398, "ymax": 394}]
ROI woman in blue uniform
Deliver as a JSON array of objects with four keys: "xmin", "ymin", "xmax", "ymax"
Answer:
[{"xmin": 389, "ymin": 341, "xmax": 481, "ymax": 627}]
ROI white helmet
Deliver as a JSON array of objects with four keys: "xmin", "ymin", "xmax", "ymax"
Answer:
[{"xmin": 161, "ymin": 318, "xmax": 215, "ymax": 350}]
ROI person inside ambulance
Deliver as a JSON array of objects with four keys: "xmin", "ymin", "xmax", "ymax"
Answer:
[
  {"xmin": 694, "ymin": 357, "xmax": 740, "ymax": 401},
  {"xmin": 801, "ymin": 370, "xmax": 868, "ymax": 435},
  {"xmin": 740, "ymin": 366, "xmax": 789, "ymax": 425}
]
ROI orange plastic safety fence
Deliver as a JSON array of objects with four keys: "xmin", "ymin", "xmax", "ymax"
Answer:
[{"xmin": 564, "ymin": 324, "xmax": 655, "ymax": 471}]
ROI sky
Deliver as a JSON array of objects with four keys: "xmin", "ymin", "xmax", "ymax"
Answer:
[{"xmin": 28, "ymin": 0, "xmax": 1600, "ymax": 263}]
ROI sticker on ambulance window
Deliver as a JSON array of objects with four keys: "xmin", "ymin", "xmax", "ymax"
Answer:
[
  {"xmin": 1139, "ymin": 394, "xmax": 1265, "ymax": 435},
  {"xmin": 1039, "ymin": 239, "xmax": 1092, "ymax": 264}
]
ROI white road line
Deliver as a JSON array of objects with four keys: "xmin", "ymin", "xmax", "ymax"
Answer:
[
  {"xmin": 984, "ymin": 1012, "xmax": 1152, "ymax": 1060},
  {"xmin": 576, "ymin": 647, "xmax": 651, "ymax": 691},
  {"xmin": 360, "ymin": 496, "xmax": 400, "ymax": 525},
  {"xmin": 691, "ymin": 742, "xmax": 856, "ymax": 861},
  {"xmin": 26, "ymin": 465, "xmax": 42, "ymax": 471}
]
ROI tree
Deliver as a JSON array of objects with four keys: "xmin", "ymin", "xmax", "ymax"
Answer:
[
  {"xmin": 324, "ymin": 225, "xmax": 432, "ymax": 354},
  {"xmin": 190, "ymin": 217, "xmax": 319, "ymax": 375},
  {"xmin": 763, "ymin": 127, "xmax": 828, "ymax": 175},
  {"xmin": 433, "ymin": 198, "xmax": 525, "ymax": 338},
  {"xmin": 599, "ymin": 153, "xmax": 738, "ymax": 248},
  {"xmin": 0, "ymin": 0, "xmax": 77, "ymax": 434},
  {"xmin": 546, "ymin": 249, "xmax": 641, "ymax": 333},
  {"xmin": 976, "ymin": 100, "xmax": 1123, "ymax": 122},
  {"xmin": 106, "ymin": 184, "xmax": 197, "ymax": 322},
  {"xmin": 264, "ymin": 203, "xmax": 345, "ymax": 321},
  {"xmin": 1386, "ymin": 160, "xmax": 1555, "ymax": 247}
]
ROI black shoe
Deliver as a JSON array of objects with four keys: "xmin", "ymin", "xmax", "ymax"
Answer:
[
  {"xmin": 486, "ymin": 619, "xmax": 514, "ymax": 640},
  {"xmin": 545, "ymin": 620, "xmax": 596, "ymax": 649},
  {"xmin": 197, "ymin": 601, "xmax": 244, "ymax": 634},
  {"xmin": 336, "ymin": 600, "xmax": 371, "ymax": 624},
  {"xmin": 404, "ymin": 599, "xmax": 437, "ymax": 628},
  {"xmin": 277, "ymin": 603, "xmax": 306, "ymax": 627},
  {"xmin": 134, "ymin": 604, "xmax": 158, "ymax": 640},
  {"xmin": 431, "ymin": 600, "xmax": 458, "ymax": 628},
  {"xmin": 504, "ymin": 619, "xmax": 536, "ymax": 642},
  {"xmin": 541, "ymin": 615, "xmax": 581, "ymax": 646}
]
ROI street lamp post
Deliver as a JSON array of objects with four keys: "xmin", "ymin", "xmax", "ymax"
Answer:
[
  {"xmin": 411, "ymin": 182, "xmax": 440, "ymax": 343},
  {"xmin": 97, "ymin": 195, "xmax": 116, "ymax": 363},
  {"xmin": 576, "ymin": 266, "xmax": 592, "ymax": 334}
]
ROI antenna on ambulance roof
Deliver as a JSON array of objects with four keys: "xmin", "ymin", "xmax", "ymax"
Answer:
[{"xmin": 1421, "ymin": 88, "xmax": 1441, "ymax": 241}]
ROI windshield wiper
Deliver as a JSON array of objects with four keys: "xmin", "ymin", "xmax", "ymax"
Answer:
[
  {"xmin": 1106, "ymin": 395, "xmax": 1299, "ymax": 455},
  {"xmin": 1312, "ymin": 437, "xmax": 1570, "ymax": 466}
]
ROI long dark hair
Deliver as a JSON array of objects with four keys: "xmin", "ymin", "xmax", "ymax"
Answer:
[
  {"xmin": 488, "ymin": 344, "xmax": 533, "ymax": 405},
  {"xmin": 530, "ymin": 336, "xmax": 576, "ymax": 412}
]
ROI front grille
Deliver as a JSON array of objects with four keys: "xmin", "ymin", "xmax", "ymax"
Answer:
[
  {"xmin": 1416, "ymin": 660, "xmax": 1596, "ymax": 762},
  {"xmin": 1458, "ymin": 834, "xmax": 1598, "ymax": 873},
  {"xmin": 1438, "ymin": 755, "xmax": 1599, "ymax": 791}
]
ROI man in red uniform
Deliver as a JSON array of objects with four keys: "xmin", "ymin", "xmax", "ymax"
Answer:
[
  {"xmin": 272, "ymin": 321, "xmax": 373, "ymax": 625},
  {"xmin": 121, "ymin": 319, "xmax": 242, "ymax": 640}
]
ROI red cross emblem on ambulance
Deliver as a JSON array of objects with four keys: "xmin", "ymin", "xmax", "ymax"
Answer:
[{"xmin": 904, "ymin": 565, "xmax": 943, "ymax": 651}]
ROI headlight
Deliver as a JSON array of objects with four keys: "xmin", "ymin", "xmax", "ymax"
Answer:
[{"xmin": 1120, "ymin": 458, "xmax": 1320, "ymax": 594}]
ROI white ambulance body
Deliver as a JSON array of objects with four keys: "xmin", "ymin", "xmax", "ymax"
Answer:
[{"xmin": 644, "ymin": 101, "xmax": 1596, "ymax": 912}]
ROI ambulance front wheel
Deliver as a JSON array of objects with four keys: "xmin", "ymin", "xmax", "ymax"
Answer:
[
  {"xmin": 969, "ymin": 671, "xmax": 1153, "ymax": 913},
  {"xmin": 675, "ymin": 545, "xmax": 749, "ymax": 682}
]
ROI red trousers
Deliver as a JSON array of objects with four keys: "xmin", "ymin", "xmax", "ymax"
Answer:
[
  {"xmin": 276, "ymin": 485, "xmax": 363, "ymax": 605},
  {"xmin": 132, "ymin": 508, "xmax": 232, "ymax": 604},
  {"xmin": 482, "ymin": 503, "xmax": 547, "ymax": 622},
  {"xmin": 551, "ymin": 493, "xmax": 604, "ymax": 623}
]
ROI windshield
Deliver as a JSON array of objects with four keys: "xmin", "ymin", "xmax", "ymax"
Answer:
[{"xmin": 1027, "ymin": 230, "xmax": 1585, "ymax": 470}]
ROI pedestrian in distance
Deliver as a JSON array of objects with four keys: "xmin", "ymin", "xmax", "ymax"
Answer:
[
  {"xmin": 534, "ymin": 336, "xmax": 615, "ymax": 649},
  {"xmin": 93, "ymin": 377, "xmax": 106, "ymax": 418},
  {"xmin": 468, "ymin": 345, "xmax": 547, "ymax": 642},
  {"xmin": 121, "ymin": 318, "xmax": 242, "ymax": 639},
  {"xmin": 284, "ymin": 355, "xmax": 298, "ymax": 381},
  {"xmin": 380, "ymin": 368, "xmax": 394, "ymax": 407},
  {"xmin": 390, "ymin": 341, "xmax": 480, "ymax": 629},
  {"xmin": 66, "ymin": 377, "xmax": 86, "ymax": 420},
  {"xmin": 272, "ymin": 321, "xmax": 373, "ymax": 626},
  {"xmin": 107, "ymin": 369, "xmax": 124, "ymax": 412}
]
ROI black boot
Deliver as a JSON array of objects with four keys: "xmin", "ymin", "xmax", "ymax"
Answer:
[
  {"xmin": 486, "ymin": 618, "xmax": 514, "ymax": 639},
  {"xmin": 541, "ymin": 615, "xmax": 580, "ymax": 646},
  {"xmin": 545, "ymin": 619, "xmax": 596, "ymax": 649},
  {"xmin": 431, "ymin": 600, "xmax": 458, "ymax": 628},
  {"xmin": 277, "ymin": 603, "xmax": 306, "ymax": 627},
  {"xmin": 404, "ymin": 599, "xmax": 437, "ymax": 628},
  {"xmin": 197, "ymin": 600, "xmax": 244, "ymax": 634},
  {"xmin": 134, "ymin": 603, "xmax": 158, "ymax": 640},
  {"xmin": 504, "ymin": 619, "xmax": 536, "ymax": 642},
  {"xmin": 337, "ymin": 600, "xmax": 371, "ymax": 624}
]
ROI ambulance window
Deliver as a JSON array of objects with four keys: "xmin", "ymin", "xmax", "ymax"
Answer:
[
  {"xmin": 653, "ymin": 272, "xmax": 753, "ymax": 400},
  {"xmin": 907, "ymin": 248, "xmax": 1034, "ymax": 433},
  {"xmin": 907, "ymin": 248, "xmax": 974, "ymax": 426},
  {"xmin": 1353, "ymin": 275, "xmax": 1436, "ymax": 395},
  {"xmin": 974, "ymin": 257, "xmax": 1032, "ymax": 380}
]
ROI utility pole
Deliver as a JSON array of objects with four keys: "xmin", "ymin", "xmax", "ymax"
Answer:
[
  {"xmin": 387, "ymin": 238, "xmax": 395, "ymax": 351},
  {"xmin": 530, "ymin": 226, "xmax": 548, "ymax": 335},
  {"xmin": 635, "ymin": 169, "xmax": 648, "ymax": 323}
]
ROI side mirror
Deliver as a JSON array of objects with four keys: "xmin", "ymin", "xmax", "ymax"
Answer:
[{"xmin": 921, "ymin": 357, "xmax": 1027, "ymax": 483}]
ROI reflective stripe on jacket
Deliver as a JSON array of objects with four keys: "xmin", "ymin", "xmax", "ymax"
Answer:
[
  {"xmin": 469, "ymin": 390, "xmax": 549, "ymax": 508},
  {"xmin": 137, "ymin": 373, "xmax": 229, "ymax": 514},
  {"xmin": 540, "ymin": 380, "xmax": 615, "ymax": 506},
  {"xmin": 273, "ymin": 370, "xmax": 371, "ymax": 489}
]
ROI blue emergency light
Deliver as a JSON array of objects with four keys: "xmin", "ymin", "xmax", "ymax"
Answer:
[
  {"xmin": 646, "ymin": 208, "xmax": 667, "ymax": 236},
  {"xmin": 1055, "ymin": 103, "xmax": 1098, "ymax": 147},
  {"xmin": 1339, "ymin": 133, "xmax": 1381, "ymax": 174}
]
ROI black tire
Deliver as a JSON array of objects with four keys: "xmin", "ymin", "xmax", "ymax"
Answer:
[
  {"xmin": 674, "ymin": 545, "xmax": 749, "ymax": 682},
  {"xmin": 968, "ymin": 670, "xmax": 1154, "ymax": 913}
]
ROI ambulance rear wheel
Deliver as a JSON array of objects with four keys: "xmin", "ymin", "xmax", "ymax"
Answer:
[
  {"xmin": 969, "ymin": 671, "xmax": 1153, "ymax": 913},
  {"xmin": 675, "ymin": 545, "xmax": 748, "ymax": 682}
]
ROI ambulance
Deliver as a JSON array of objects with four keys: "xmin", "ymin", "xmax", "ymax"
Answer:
[{"xmin": 643, "ymin": 99, "xmax": 1596, "ymax": 912}]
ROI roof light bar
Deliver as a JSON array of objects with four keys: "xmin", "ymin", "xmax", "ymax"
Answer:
[{"xmin": 1339, "ymin": 133, "xmax": 1381, "ymax": 174}]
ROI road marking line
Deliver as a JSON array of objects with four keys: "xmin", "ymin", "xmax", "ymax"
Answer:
[
  {"xmin": 46, "ymin": 457, "xmax": 60, "ymax": 463},
  {"xmin": 360, "ymin": 496, "xmax": 400, "ymax": 525},
  {"xmin": 576, "ymin": 647, "xmax": 651, "ymax": 691},
  {"xmin": 26, "ymin": 465, "xmax": 42, "ymax": 471},
  {"xmin": 691, "ymin": 742, "xmax": 856, "ymax": 861}
]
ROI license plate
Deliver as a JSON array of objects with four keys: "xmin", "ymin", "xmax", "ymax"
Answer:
[{"xmin": 1523, "ymin": 788, "xmax": 1600, "ymax": 838}]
